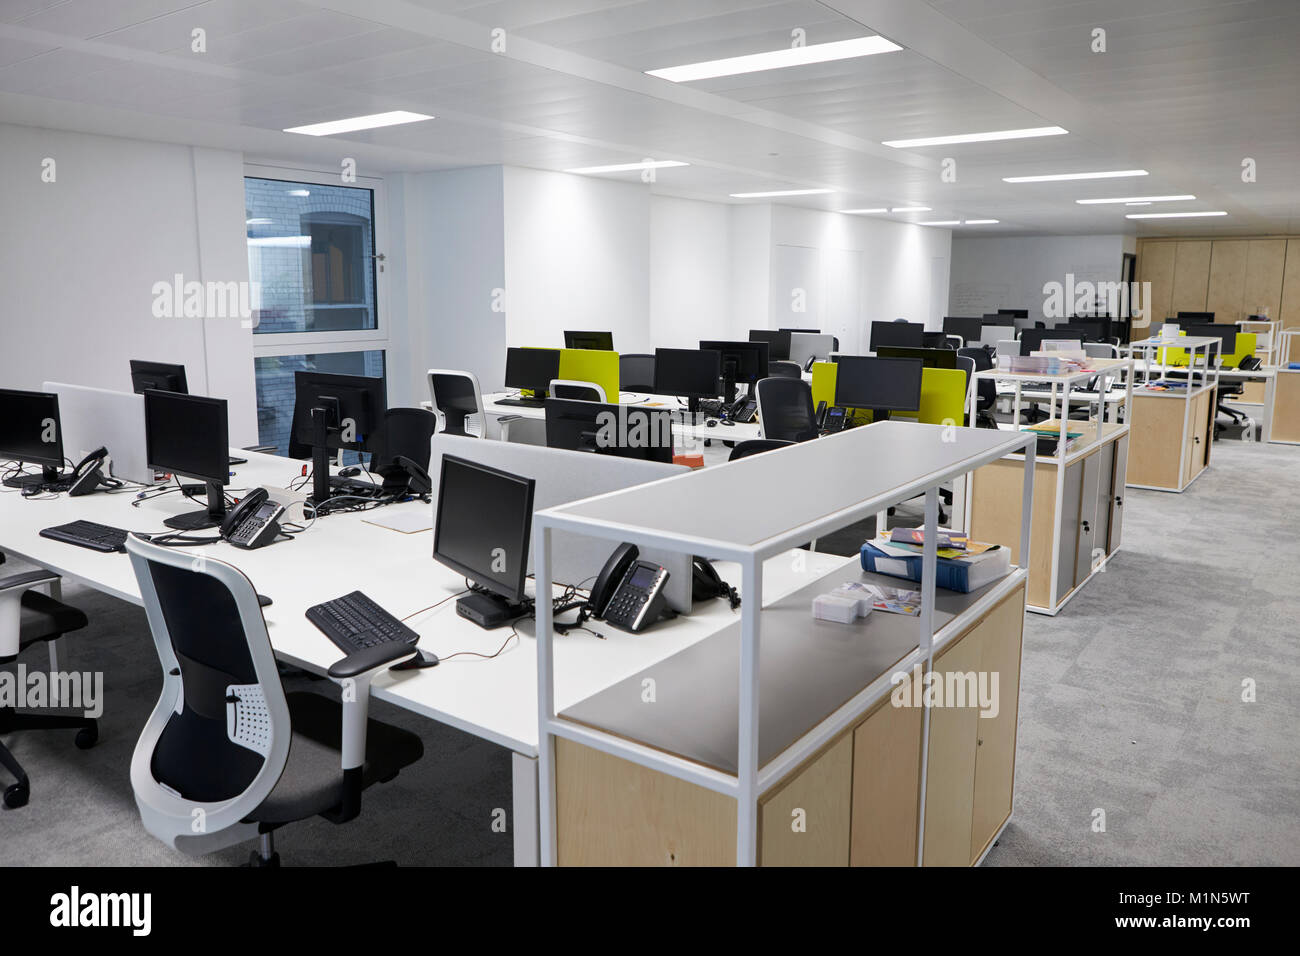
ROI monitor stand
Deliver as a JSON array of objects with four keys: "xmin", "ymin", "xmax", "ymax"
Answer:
[
  {"xmin": 164, "ymin": 481, "xmax": 227, "ymax": 531},
  {"xmin": 871, "ymin": 409, "xmax": 892, "ymax": 423},
  {"xmin": 3, "ymin": 464, "xmax": 64, "ymax": 490},
  {"xmin": 456, "ymin": 591, "xmax": 530, "ymax": 630}
]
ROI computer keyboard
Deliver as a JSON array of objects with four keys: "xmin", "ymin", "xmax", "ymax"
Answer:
[
  {"xmin": 40, "ymin": 520, "xmax": 131, "ymax": 553},
  {"xmin": 306, "ymin": 590, "xmax": 420, "ymax": 655},
  {"xmin": 496, "ymin": 396, "xmax": 545, "ymax": 408}
]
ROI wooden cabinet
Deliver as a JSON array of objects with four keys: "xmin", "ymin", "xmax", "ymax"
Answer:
[
  {"xmin": 1183, "ymin": 390, "xmax": 1211, "ymax": 486},
  {"xmin": 1129, "ymin": 388, "xmax": 1211, "ymax": 492},
  {"xmin": 850, "ymin": 696, "xmax": 923, "ymax": 866},
  {"xmin": 758, "ymin": 735, "xmax": 853, "ymax": 866},
  {"xmin": 1139, "ymin": 236, "xmax": 1300, "ymax": 329},
  {"xmin": 921, "ymin": 630, "xmax": 982, "ymax": 866},
  {"xmin": 1271, "ymin": 369, "xmax": 1300, "ymax": 443}
]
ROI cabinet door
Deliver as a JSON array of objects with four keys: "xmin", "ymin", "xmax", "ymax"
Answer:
[
  {"xmin": 759, "ymin": 734, "xmax": 853, "ymax": 866},
  {"xmin": 1054, "ymin": 462, "xmax": 1083, "ymax": 602},
  {"xmin": 1183, "ymin": 391, "xmax": 1209, "ymax": 485},
  {"xmin": 1108, "ymin": 436, "xmax": 1129, "ymax": 552},
  {"xmin": 850, "ymin": 697, "xmax": 923, "ymax": 866},
  {"xmin": 969, "ymin": 585, "xmax": 1027, "ymax": 863},
  {"xmin": 1074, "ymin": 453, "xmax": 1100, "ymax": 588},
  {"xmin": 922, "ymin": 631, "xmax": 983, "ymax": 866},
  {"xmin": 1091, "ymin": 443, "xmax": 1113, "ymax": 568}
]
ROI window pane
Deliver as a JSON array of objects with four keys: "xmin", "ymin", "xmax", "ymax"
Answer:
[
  {"xmin": 254, "ymin": 351, "xmax": 386, "ymax": 462},
  {"xmin": 245, "ymin": 177, "xmax": 377, "ymax": 334}
]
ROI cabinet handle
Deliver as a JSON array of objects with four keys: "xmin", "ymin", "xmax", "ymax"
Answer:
[
  {"xmin": 1115, "ymin": 495, "xmax": 1123, "ymax": 506},
  {"xmin": 977, "ymin": 738, "xmax": 984, "ymax": 746},
  {"xmin": 1082, "ymin": 520, "xmax": 1091, "ymax": 533}
]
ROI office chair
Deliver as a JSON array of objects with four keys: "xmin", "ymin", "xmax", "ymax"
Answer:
[
  {"xmin": 549, "ymin": 379, "xmax": 607, "ymax": 402},
  {"xmin": 728, "ymin": 439, "xmax": 795, "ymax": 461},
  {"xmin": 427, "ymin": 369, "xmax": 486, "ymax": 438},
  {"xmin": 0, "ymin": 555, "xmax": 98, "ymax": 808},
  {"xmin": 767, "ymin": 361, "xmax": 802, "ymax": 379},
  {"xmin": 957, "ymin": 348, "xmax": 999, "ymax": 429},
  {"xmin": 619, "ymin": 354, "xmax": 655, "ymax": 392},
  {"xmin": 1215, "ymin": 355, "xmax": 1262, "ymax": 438},
  {"xmin": 755, "ymin": 377, "xmax": 819, "ymax": 443},
  {"xmin": 124, "ymin": 535, "xmax": 423, "ymax": 865}
]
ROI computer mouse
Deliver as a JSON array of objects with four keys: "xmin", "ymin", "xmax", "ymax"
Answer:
[
  {"xmin": 339, "ymin": 466, "xmax": 360, "ymax": 478},
  {"xmin": 257, "ymin": 594, "xmax": 273, "ymax": 608},
  {"xmin": 721, "ymin": 420, "xmax": 735, "ymax": 427},
  {"xmin": 706, "ymin": 419, "xmax": 717, "ymax": 427}
]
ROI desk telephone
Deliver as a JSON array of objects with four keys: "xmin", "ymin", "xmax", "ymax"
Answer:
[
  {"xmin": 589, "ymin": 543, "xmax": 670, "ymax": 633},
  {"xmin": 219, "ymin": 488, "xmax": 285, "ymax": 549},
  {"xmin": 67, "ymin": 447, "xmax": 124, "ymax": 496}
]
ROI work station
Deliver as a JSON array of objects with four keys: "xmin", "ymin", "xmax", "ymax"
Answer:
[{"xmin": 0, "ymin": 0, "xmax": 1296, "ymax": 897}]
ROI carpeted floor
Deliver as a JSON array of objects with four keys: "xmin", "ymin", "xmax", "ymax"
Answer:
[{"xmin": 2, "ymin": 438, "xmax": 1297, "ymax": 866}]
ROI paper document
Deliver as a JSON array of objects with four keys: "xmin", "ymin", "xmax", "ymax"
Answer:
[{"xmin": 362, "ymin": 511, "xmax": 433, "ymax": 534}]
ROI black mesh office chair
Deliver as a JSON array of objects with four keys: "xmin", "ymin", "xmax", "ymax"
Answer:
[
  {"xmin": 767, "ymin": 361, "xmax": 803, "ymax": 379},
  {"xmin": 958, "ymin": 347, "xmax": 999, "ymax": 428},
  {"xmin": 619, "ymin": 354, "xmax": 655, "ymax": 392},
  {"xmin": 125, "ymin": 535, "xmax": 423, "ymax": 865},
  {"xmin": 427, "ymin": 369, "xmax": 485, "ymax": 437},
  {"xmin": 1215, "ymin": 355, "xmax": 1261, "ymax": 438},
  {"xmin": 373, "ymin": 407, "xmax": 437, "ymax": 495},
  {"xmin": 0, "ymin": 556, "xmax": 98, "ymax": 809},
  {"xmin": 728, "ymin": 439, "xmax": 795, "ymax": 461},
  {"xmin": 755, "ymin": 378, "xmax": 819, "ymax": 443}
]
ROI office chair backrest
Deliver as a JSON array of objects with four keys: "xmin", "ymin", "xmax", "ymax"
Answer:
[
  {"xmin": 756, "ymin": 377, "xmax": 818, "ymax": 442},
  {"xmin": 125, "ymin": 534, "xmax": 290, "ymax": 854},
  {"xmin": 374, "ymin": 407, "xmax": 437, "ymax": 489},
  {"xmin": 958, "ymin": 346, "xmax": 993, "ymax": 373},
  {"xmin": 767, "ymin": 361, "xmax": 802, "ymax": 379},
  {"xmin": 728, "ymin": 439, "xmax": 795, "ymax": 461},
  {"xmin": 549, "ymin": 379, "xmax": 607, "ymax": 402},
  {"xmin": 427, "ymin": 369, "xmax": 485, "ymax": 438},
  {"xmin": 619, "ymin": 353, "xmax": 655, "ymax": 392}
]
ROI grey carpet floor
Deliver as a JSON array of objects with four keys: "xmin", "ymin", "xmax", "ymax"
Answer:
[{"xmin": 2, "ymin": 437, "xmax": 1297, "ymax": 866}]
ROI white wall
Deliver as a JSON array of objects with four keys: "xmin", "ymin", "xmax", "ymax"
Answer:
[
  {"xmin": 649, "ymin": 195, "xmax": 732, "ymax": 349},
  {"xmin": 948, "ymin": 234, "xmax": 1131, "ymax": 324},
  {"xmin": 0, "ymin": 123, "xmax": 256, "ymax": 444}
]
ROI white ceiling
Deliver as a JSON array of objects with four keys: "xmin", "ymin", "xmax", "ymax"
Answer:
[{"xmin": 0, "ymin": 0, "xmax": 1296, "ymax": 235}]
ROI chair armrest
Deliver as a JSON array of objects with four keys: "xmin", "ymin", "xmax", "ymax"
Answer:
[
  {"xmin": 0, "ymin": 570, "xmax": 60, "ymax": 594},
  {"xmin": 327, "ymin": 641, "xmax": 418, "ymax": 681}
]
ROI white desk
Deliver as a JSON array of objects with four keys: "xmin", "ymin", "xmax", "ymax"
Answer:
[{"xmin": 0, "ymin": 450, "xmax": 845, "ymax": 865}]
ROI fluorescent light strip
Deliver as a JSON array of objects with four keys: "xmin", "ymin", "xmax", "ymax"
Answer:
[
  {"xmin": 647, "ymin": 36, "xmax": 901, "ymax": 83},
  {"xmin": 284, "ymin": 110, "xmax": 433, "ymax": 136},
  {"xmin": 883, "ymin": 126, "xmax": 1067, "ymax": 149},
  {"xmin": 917, "ymin": 220, "xmax": 961, "ymax": 226},
  {"xmin": 1004, "ymin": 169, "xmax": 1148, "ymax": 183},
  {"xmin": 842, "ymin": 208, "xmax": 888, "ymax": 214},
  {"xmin": 567, "ymin": 160, "xmax": 688, "ymax": 174},
  {"xmin": 890, "ymin": 205, "xmax": 931, "ymax": 213},
  {"xmin": 730, "ymin": 188, "xmax": 833, "ymax": 198},
  {"xmin": 964, "ymin": 219, "xmax": 1000, "ymax": 225},
  {"xmin": 1125, "ymin": 211, "xmax": 1227, "ymax": 219},
  {"xmin": 1076, "ymin": 194, "xmax": 1195, "ymax": 205}
]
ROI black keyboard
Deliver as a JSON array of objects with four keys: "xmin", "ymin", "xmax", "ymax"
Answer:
[
  {"xmin": 496, "ymin": 396, "xmax": 545, "ymax": 408},
  {"xmin": 306, "ymin": 590, "xmax": 420, "ymax": 654},
  {"xmin": 40, "ymin": 520, "xmax": 131, "ymax": 553}
]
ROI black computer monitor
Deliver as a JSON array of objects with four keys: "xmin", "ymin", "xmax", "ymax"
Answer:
[
  {"xmin": 652, "ymin": 348, "xmax": 721, "ymax": 413},
  {"xmin": 143, "ymin": 390, "xmax": 230, "ymax": 531},
  {"xmin": 1055, "ymin": 324, "xmax": 1096, "ymax": 342},
  {"xmin": 433, "ymin": 454, "xmax": 536, "ymax": 625},
  {"xmin": 563, "ymin": 331, "xmax": 614, "ymax": 351},
  {"xmin": 0, "ymin": 388, "xmax": 66, "ymax": 489},
  {"xmin": 874, "ymin": 346, "xmax": 959, "ymax": 370},
  {"xmin": 700, "ymin": 340, "xmax": 770, "ymax": 395},
  {"xmin": 1185, "ymin": 324, "xmax": 1236, "ymax": 359},
  {"xmin": 779, "ymin": 328, "xmax": 821, "ymax": 334},
  {"xmin": 749, "ymin": 329, "xmax": 792, "ymax": 361},
  {"xmin": 505, "ymin": 347, "xmax": 562, "ymax": 397},
  {"xmin": 870, "ymin": 321, "xmax": 924, "ymax": 350},
  {"xmin": 1020, "ymin": 328, "xmax": 1086, "ymax": 355},
  {"xmin": 545, "ymin": 398, "xmax": 674, "ymax": 463},
  {"xmin": 1068, "ymin": 318, "xmax": 1109, "ymax": 342},
  {"xmin": 1178, "ymin": 311, "xmax": 1215, "ymax": 322},
  {"xmin": 129, "ymin": 360, "xmax": 188, "ymax": 395},
  {"xmin": 942, "ymin": 317, "xmax": 984, "ymax": 344},
  {"xmin": 921, "ymin": 332, "xmax": 950, "ymax": 350},
  {"xmin": 998, "ymin": 309, "xmax": 1030, "ymax": 319},
  {"xmin": 290, "ymin": 371, "xmax": 386, "ymax": 508},
  {"xmin": 833, "ymin": 356, "xmax": 924, "ymax": 421}
]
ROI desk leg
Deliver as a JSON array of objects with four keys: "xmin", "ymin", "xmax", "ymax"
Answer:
[
  {"xmin": 47, "ymin": 578, "xmax": 63, "ymax": 705},
  {"xmin": 512, "ymin": 752, "xmax": 540, "ymax": 867},
  {"xmin": 1263, "ymin": 375, "xmax": 1275, "ymax": 443}
]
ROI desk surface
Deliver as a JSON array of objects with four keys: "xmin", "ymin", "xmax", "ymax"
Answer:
[
  {"xmin": 0, "ymin": 449, "xmax": 846, "ymax": 756},
  {"xmin": 482, "ymin": 391, "xmax": 764, "ymax": 445}
]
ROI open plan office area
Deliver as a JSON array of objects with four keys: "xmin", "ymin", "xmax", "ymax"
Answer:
[{"xmin": 1, "ymin": 0, "xmax": 1297, "ymax": 912}]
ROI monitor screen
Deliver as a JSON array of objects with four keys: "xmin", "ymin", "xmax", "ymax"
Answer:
[
  {"xmin": 699, "ymin": 340, "xmax": 770, "ymax": 384},
  {"xmin": 779, "ymin": 328, "xmax": 821, "ymax": 334},
  {"xmin": 833, "ymin": 356, "xmax": 924, "ymax": 412},
  {"xmin": 1020, "ymin": 328, "xmax": 1088, "ymax": 356},
  {"xmin": 129, "ymin": 360, "xmax": 188, "ymax": 395},
  {"xmin": 1177, "ymin": 311, "xmax": 1215, "ymax": 322},
  {"xmin": 652, "ymin": 348, "xmax": 720, "ymax": 398},
  {"xmin": 433, "ymin": 455, "xmax": 535, "ymax": 604},
  {"xmin": 942, "ymin": 317, "xmax": 984, "ymax": 344},
  {"xmin": 289, "ymin": 371, "xmax": 385, "ymax": 453},
  {"xmin": 143, "ymin": 390, "xmax": 229, "ymax": 486},
  {"xmin": 997, "ymin": 309, "xmax": 1030, "ymax": 319},
  {"xmin": 545, "ymin": 398, "xmax": 673, "ymax": 463},
  {"xmin": 504, "ymin": 347, "xmax": 562, "ymax": 394},
  {"xmin": 748, "ymin": 329, "xmax": 792, "ymax": 361},
  {"xmin": 0, "ymin": 389, "xmax": 64, "ymax": 469},
  {"xmin": 1184, "ymin": 324, "xmax": 1236, "ymax": 356},
  {"xmin": 870, "ymin": 321, "xmax": 924, "ymax": 350},
  {"xmin": 563, "ymin": 331, "xmax": 614, "ymax": 351},
  {"xmin": 873, "ymin": 346, "xmax": 959, "ymax": 370}
]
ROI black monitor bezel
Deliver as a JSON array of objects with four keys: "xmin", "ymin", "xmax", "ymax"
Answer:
[
  {"xmin": 142, "ymin": 389, "xmax": 230, "ymax": 486},
  {"xmin": 832, "ymin": 356, "xmax": 925, "ymax": 412},
  {"xmin": 0, "ymin": 388, "xmax": 65, "ymax": 469}
]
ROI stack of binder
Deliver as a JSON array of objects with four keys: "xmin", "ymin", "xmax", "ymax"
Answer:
[{"xmin": 860, "ymin": 529, "xmax": 1011, "ymax": 593}]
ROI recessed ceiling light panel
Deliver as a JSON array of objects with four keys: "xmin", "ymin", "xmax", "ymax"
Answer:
[
  {"xmin": 648, "ymin": 36, "xmax": 901, "ymax": 83},
  {"xmin": 883, "ymin": 126, "xmax": 1067, "ymax": 148},
  {"xmin": 283, "ymin": 111, "xmax": 434, "ymax": 136},
  {"xmin": 1004, "ymin": 169, "xmax": 1148, "ymax": 183}
]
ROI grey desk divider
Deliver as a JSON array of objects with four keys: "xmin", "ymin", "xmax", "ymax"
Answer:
[
  {"xmin": 428, "ymin": 433, "xmax": 694, "ymax": 613},
  {"xmin": 788, "ymin": 332, "xmax": 835, "ymax": 368},
  {"xmin": 43, "ymin": 381, "xmax": 157, "ymax": 485}
]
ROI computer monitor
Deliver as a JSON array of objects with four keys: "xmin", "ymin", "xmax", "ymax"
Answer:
[
  {"xmin": 779, "ymin": 328, "xmax": 821, "ymax": 334},
  {"xmin": 0, "ymin": 388, "xmax": 66, "ymax": 489},
  {"xmin": 143, "ymin": 390, "xmax": 229, "ymax": 531},
  {"xmin": 749, "ymin": 329, "xmax": 792, "ymax": 361},
  {"xmin": 290, "ymin": 371, "xmax": 386, "ymax": 508},
  {"xmin": 652, "ymin": 348, "xmax": 721, "ymax": 413},
  {"xmin": 433, "ymin": 454, "xmax": 536, "ymax": 624},
  {"xmin": 1178, "ymin": 311, "xmax": 1215, "ymax": 322},
  {"xmin": 921, "ymin": 332, "xmax": 950, "ymax": 350},
  {"xmin": 545, "ymin": 398, "xmax": 673, "ymax": 463},
  {"xmin": 832, "ymin": 356, "xmax": 924, "ymax": 421},
  {"xmin": 1184, "ymin": 323, "xmax": 1236, "ymax": 360},
  {"xmin": 700, "ymin": 340, "xmax": 770, "ymax": 396},
  {"xmin": 1020, "ymin": 328, "xmax": 1088, "ymax": 356},
  {"xmin": 874, "ymin": 346, "xmax": 959, "ymax": 370},
  {"xmin": 942, "ymin": 317, "xmax": 984, "ymax": 345},
  {"xmin": 1068, "ymin": 318, "xmax": 1109, "ymax": 342},
  {"xmin": 1055, "ymin": 324, "xmax": 1096, "ymax": 342},
  {"xmin": 870, "ymin": 321, "xmax": 924, "ymax": 350},
  {"xmin": 505, "ymin": 347, "xmax": 562, "ymax": 397},
  {"xmin": 563, "ymin": 331, "xmax": 614, "ymax": 351},
  {"xmin": 129, "ymin": 360, "xmax": 188, "ymax": 395},
  {"xmin": 997, "ymin": 309, "xmax": 1030, "ymax": 319}
]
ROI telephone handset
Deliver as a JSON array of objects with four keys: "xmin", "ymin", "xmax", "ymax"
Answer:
[
  {"xmin": 68, "ymin": 447, "xmax": 122, "ymax": 497},
  {"xmin": 219, "ymin": 488, "xmax": 285, "ymax": 550},
  {"xmin": 380, "ymin": 455, "xmax": 432, "ymax": 498},
  {"xmin": 728, "ymin": 397, "xmax": 758, "ymax": 423},
  {"xmin": 588, "ymin": 543, "xmax": 670, "ymax": 633}
]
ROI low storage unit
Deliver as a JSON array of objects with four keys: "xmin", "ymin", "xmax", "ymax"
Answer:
[
  {"xmin": 1124, "ymin": 335, "xmax": 1220, "ymax": 492},
  {"xmin": 1270, "ymin": 330, "xmax": 1300, "ymax": 445}
]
